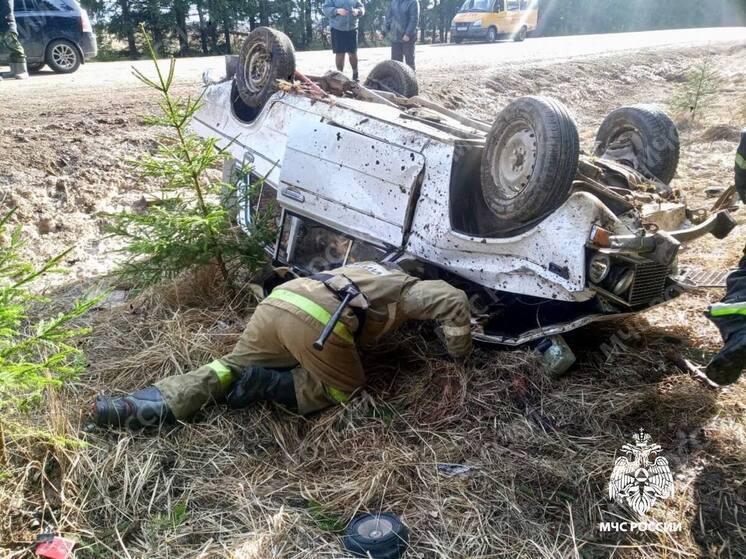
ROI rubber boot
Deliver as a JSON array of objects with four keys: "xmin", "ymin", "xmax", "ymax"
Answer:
[
  {"xmin": 705, "ymin": 250, "xmax": 746, "ymax": 385},
  {"xmin": 226, "ymin": 366, "xmax": 298, "ymax": 410},
  {"xmin": 706, "ymin": 329, "xmax": 746, "ymax": 385},
  {"xmin": 93, "ymin": 386, "xmax": 176, "ymax": 428},
  {"xmin": 10, "ymin": 61, "xmax": 28, "ymax": 80}
]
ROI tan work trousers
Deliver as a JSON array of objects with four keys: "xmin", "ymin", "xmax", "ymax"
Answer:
[{"xmin": 156, "ymin": 304, "xmax": 365, "ymax": 418}]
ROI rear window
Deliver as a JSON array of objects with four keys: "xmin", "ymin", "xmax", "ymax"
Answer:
[{"xmin": 17, "ymin": 0, "xmax": 76, "ymax": 10}]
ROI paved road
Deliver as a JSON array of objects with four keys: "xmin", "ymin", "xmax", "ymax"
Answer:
[{"xmin": 3, "ymin": 26, "xmax": 746, "ymax": 94}]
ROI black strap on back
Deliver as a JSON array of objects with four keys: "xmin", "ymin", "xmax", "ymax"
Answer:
[{"xmin": 311, "ymin": 273, "xmax": 367, "ymax": 335}]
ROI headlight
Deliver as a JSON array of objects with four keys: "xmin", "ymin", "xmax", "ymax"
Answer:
[
  {"xmin": 613, "ymin": 269, "xmax": 635, "ymax": 295},
  {"xmin": 472, "ymin": 20, "xmax": 482, "ymax": 27},
  {"xmin": 588, "ymin": 253, "xmax": 611, "ymax": 284}
]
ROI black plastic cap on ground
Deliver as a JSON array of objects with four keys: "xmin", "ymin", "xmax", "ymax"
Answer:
[{"xmin": 342, "ymin": 512, "xmax": 409, "ymax": 559}]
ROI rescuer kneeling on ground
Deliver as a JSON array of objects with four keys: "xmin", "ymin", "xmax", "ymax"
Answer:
[
  {"xmin": 93, "ymin": 262, "xmax": 473, "ymax": 428},
  {"xmin": 705, "ymin": 129, "xmax": 746, "ymax": 386}
]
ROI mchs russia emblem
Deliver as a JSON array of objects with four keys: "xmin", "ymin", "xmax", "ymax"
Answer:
[{"xmin": 609, "ymin": 429, "xmax": 675, "ymax": 515}]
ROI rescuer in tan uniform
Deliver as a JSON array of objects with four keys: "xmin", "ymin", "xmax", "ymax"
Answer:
[{"xmin": 94, "ymin": 262, "xmax": 472, "ymax": 428}]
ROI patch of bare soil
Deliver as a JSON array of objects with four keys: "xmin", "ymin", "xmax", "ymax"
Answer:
[{"xmin": 1, "ymin": 43, "xmax": 745, "ymax": 558}]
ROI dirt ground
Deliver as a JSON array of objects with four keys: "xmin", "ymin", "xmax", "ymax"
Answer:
[{"xmin": 1, "ymin": 41, "xmax": 745, "ymax": 558}]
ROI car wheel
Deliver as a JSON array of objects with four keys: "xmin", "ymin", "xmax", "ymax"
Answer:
[
  {"xmin": 453, "ymin": 36, "xmax": 463, "ymax": 44},
  {"xmin": 514, "ymin": 26, "xmax": 527, "ymax": 42},
  {"xmin": 46, "ymin": 40, "xmax": 81, "ymax": 73},
  {"xmin": 27, "ymin": 62, "xmax": 45, "ymax": 73},
  {"xmin": 236, "ymin": 26, "xmax": 296, "ymax": 109},
  {"xmin": 364, "ymin": 60, "xmax": 419, "ymax": 98},
  {"xmin": 342, "ymin": 513, "xmax": 409, "ymax": 559},
  {"xmin": 480, "ymin": 96, "xmax": 579, "ymax": 229},
  {"xmin": 487, "ymin": 27, "xmax": 497, "ymax": 43},
  {"xmin": 594, "ymin": 104, "xmax": 680, "ymax": 184}
]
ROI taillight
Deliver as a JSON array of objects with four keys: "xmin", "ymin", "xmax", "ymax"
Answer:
[{"xmin": 81, "ymin": 9, "xmax": 92, "ymax": 33}]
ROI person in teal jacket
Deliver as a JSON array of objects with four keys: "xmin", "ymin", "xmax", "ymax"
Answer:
[{"xmin": 323, "ymin": 0, "xmax": 365, "ymax": 81}]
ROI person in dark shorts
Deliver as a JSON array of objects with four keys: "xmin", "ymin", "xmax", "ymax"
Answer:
[{"xmin": 323, "ymin": 0, "xmax": 365, "ymax": 81}]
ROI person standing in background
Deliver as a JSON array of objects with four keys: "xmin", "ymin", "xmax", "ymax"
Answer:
[
  {"xmin": 0, "ymin": 0, "xmax": 29, "ymax": 80},
  {"xmin": 323, "ymin": 0, "xmax": 365, "ymax": 81},
  {"xmin": 384, "ymin": 0, "xmax": 419, "ymax": 70}
]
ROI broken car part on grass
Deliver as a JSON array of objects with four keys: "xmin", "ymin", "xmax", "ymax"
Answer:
[{"xmin": 191, "ymin": 27, "xmax": 736, "ymax": 349}]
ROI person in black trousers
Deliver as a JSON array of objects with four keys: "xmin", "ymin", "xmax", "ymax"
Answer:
[{"xmin": 384, "ymin": 0, "xmax": 419, "ymax": 70}]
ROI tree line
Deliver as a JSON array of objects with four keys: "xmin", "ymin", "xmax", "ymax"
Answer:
[{"xmin": 80, "ymin": 0, "xmax": 746, "ymax": 59}]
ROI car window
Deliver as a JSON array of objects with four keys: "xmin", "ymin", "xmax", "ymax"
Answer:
[
  {"xmin": 38, "ymin": 0, "xmax": 71, "ymax": 10},
  {"xmin": 13, "ymin": 0, "xmax": 25, "ymax": 11},
  {"xmin": 459, "ymin": 0, "xmax": 490, "ymax": 12},
  {"xmin": 507, "ymin": 0, "xmax": 519, "ymax": 10}
]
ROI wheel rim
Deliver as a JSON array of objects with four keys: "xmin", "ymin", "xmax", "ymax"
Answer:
[
  {"xmin": 488, "ymin": 29, "xmax": 496, "ymax": 41},
  {"xmin": 244, "ymin": 43, "xmax": 271, "ymax": 94},
  {"xmin": 356, "ymin": 516, "xmax": 394, "ymax": 540},
  {"xmin": 491, "ymin": 122, "xmax": 538, "ymax": 199},
  {"xmin": 51, "ymin": 43, "xmax": 77, "ymax": 70}
]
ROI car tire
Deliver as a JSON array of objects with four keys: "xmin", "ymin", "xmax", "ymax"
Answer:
[
  {"xmin": 513, "ymin": 26, "xmax": 527, "ymax": 42},
  {"xmin": 480, "ymin": 96, "xmax": 580, "ymax": 228},
  {"xmin": 46, "ymin": 40, "xmax": 81, "ymax": 74},
  {"xmin": 364, "ymin": 60, "xmax": 419, "ymax": 98},
  {"xmin": 236, "ymin": 26, "xmax": 296, "ymax": 109},
  {"xmin": 453, "ymin": 36, "xmax": 463, "ymax": 44},
  {"xmin": 342, "ymin": 513, "xmax": 409, "ymax": 559},
  {"xmin": 594, "ymin": 104, "xmax": 680, "ymax": 184},
  {"xmin": 487, "ymin": 27, "xmax": 498, "ymax": 43},
  {"xmin": 27, "ymin": 62, "xmax": 45, "ymax": 73}
]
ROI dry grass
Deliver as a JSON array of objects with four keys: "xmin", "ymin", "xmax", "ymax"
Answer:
[
  {"xmin": 1, "ymin": 266, "xmax": 744, "ymax": 559},
  {"xmin": 2, "ymin": 44, "xmax": 746, "ymax": 559}
]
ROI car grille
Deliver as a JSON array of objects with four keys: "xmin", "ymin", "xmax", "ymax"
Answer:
[{"xmin": 628, "ymin": 260, "xmax": 669, "ymax": 307}]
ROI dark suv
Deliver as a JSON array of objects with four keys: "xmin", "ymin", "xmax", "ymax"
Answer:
[{"xmin": 0, "ymin": 0, "xmax": 97, "ymax": 73}]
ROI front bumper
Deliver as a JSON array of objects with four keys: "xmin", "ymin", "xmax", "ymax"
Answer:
[{"xmin": 451, "ymin": 25, "xmax": 489, "ymax": 40}]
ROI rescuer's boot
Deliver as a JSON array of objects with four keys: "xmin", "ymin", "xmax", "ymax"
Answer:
[
  {"xmin": 226, "ymin": 366, "xmax": 297, "ymax": 410},
  {"xmin": 10, "ymin": 62, "xmax": 28, "ymax": 80},
  {"xmin": 93, "ymin": 386, "xmax": 176, "ymax": 428},
  {"xmin": 706, "ymin": 326, "xmax": 746, "ymax": 386}
]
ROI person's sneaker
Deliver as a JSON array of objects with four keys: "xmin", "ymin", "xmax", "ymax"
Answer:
[
  {"xmin": 352, "ymin": 71, "xmax": 359, "ymax": 82},
  {"xmin": 706, "ymin": 329, "xmax": 746, "ymax": 385}
]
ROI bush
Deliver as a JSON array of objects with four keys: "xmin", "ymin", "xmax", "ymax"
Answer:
[
  {"xmin": 107, "ymin": 31, "xmax": 275, "ymax": 289},
  {"xmin": 670, "ymin": 54, "xmax": 721, "ymax": 124},
  {"xmin": 0, "ymin": 209, "xmax": 99, "ymax": 444}
]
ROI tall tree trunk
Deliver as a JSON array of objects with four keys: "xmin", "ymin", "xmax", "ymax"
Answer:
[
  {"xmin": 260, "ymin": 0, "xmax": 269, "ymax": 26},
  {"xmin": 431, "ymin": 0, "xmax": 437, "ymax": 43},
  {"xmin": 119, "ymin": 0, "xmax": 137, "ymax": 58},
  {"xmin": 196, "ymin": 0, "xmax": 209, "ymax": 55},
  {"xmin": 206, "ymin": 0, "xmax": 219, "ymax": 50},
  {"xmin": 173, "ymin": 1, "xmax": 189, "ymax": 55},
  {"xmin": 223, "ymin": 17, "xmax": 232, "ymax": 53},
  {"xmin": 304, "ymin": 0, "xmax": 313, "ymax": 46}
]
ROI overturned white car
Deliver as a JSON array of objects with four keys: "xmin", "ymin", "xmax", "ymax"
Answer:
[{"xmin": 192, "ymin": 27, "xmax": 735, "ymax": 346}]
